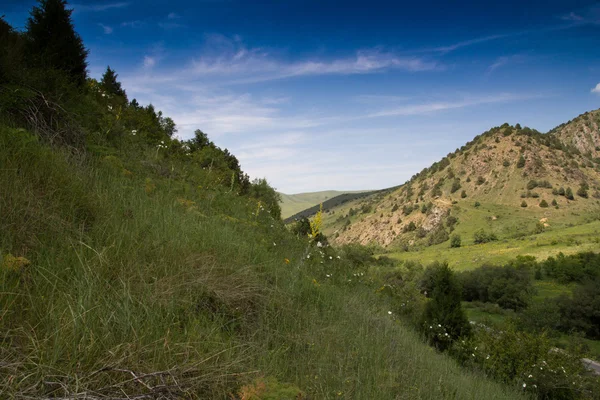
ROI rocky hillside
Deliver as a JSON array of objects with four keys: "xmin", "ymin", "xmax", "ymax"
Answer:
[{"xmin": 322, "ymin": 109, "xmax": 600, "ymax": 248}]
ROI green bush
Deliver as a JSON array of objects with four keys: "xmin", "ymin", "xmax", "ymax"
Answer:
[
  {"xmin": 450, "ymin": 234, "xmax": 461, "ymax": 248},
  {"xmin": 539, "ymin": 200, "xmax": 548, "ymax": 208},
  {"xmin": 460, "ymin": 190, "xmax": 467, "ymax": 198},
  {"xmin": 521, "ymin": 200, "xmax": 527, "ymax": 208},
  {"xmin": 473, "ymin": 229, "xmax": 498, "ymax": 244},
  {"xmin": 420, "ymin": 263, "xmax": 471, "ymax": 351}
]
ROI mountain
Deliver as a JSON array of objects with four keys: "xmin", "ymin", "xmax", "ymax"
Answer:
[
  {"xmin": 319, "ymin": 109, "xmax": 600, "ymax": 249},
  {"xmin": 279, "ymin": 190, "xmax": 368, "ymax": 218}
]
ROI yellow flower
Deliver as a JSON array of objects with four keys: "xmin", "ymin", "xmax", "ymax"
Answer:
[
  {"xmin": 284, "ymin": 258, "xmax": 290, "ymax": 264},
  {"xmin": 2, "ymin": 254, "xmax": 30, "ymax": 272},
  {"xmin": 312, "ymin": 278, "xmax": 320, "ymax": 287}
]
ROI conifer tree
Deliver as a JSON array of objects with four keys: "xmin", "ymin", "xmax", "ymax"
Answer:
[
  {"xmin": 100, "ymin": 66, "xmax": 127, "ymax": 100},
  {"xmin": 421, "ymin": 262, "xmax": 470, "ymax": 350},
  {"xmin": 26, "ymin": 0, "xmax": 88, "ymax": 85}
]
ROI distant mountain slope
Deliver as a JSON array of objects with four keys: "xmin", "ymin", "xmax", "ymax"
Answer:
[
  {"xmin": 321, "ymin": 109, "xmax": 600, "ymax": 248},
  {"xmin": 279, "ymin": 190, "xmax": 367, "ymax": 219}
]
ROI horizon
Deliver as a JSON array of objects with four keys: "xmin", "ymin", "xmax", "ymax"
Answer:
[{"xmin": 4, "ymin": 0, "xmax": 600, "ymax": 192}]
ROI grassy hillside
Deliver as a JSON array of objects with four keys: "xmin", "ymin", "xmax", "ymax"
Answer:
[
  {"xmin": 322, "ymin": 113, "xmax": 600, "ymax": 251},
  {"xmin": 279, "ymin": 190, "xmax": 365, "ymax": 219},
  {"xmin": 0, "ymin": 126, "xmax": 527, "ymax": 399}
]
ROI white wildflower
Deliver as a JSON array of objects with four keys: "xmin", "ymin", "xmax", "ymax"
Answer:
[{"xmin": 388, "ymin": 311, "xmax": 392, "ymax": 315}]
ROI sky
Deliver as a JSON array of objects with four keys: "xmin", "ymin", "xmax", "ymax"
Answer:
[{"xmin": 3, "ymin": 0, "xmax": 600, "ymax": 193}]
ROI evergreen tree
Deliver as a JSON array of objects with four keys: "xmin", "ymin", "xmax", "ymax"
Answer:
[
  {"xmin": 100, "ymin": 66, "xmax": 127, "ymax": 99},
  {"xmin": 565, "ymin": 187, "xmax": 574, "ymax": 200},
  {"xmin": 26, "ymin": 0, "xmax": 88, "ymax": 85},
  {"xmin": 420, "ymin": 262, "xmax": 470, "ymax": 350}
]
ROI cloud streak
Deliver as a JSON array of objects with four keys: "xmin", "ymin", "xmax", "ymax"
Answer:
[
  {"xmin": 185, "ymin": 35, "xmax": 440, "ymax": 84},
  {"xmin": 592, "ymin": 83, "xmax": 600, "ymax": 94},
  {"xmin": 72, "ymin": 2, "xmax": 129, "ymax": 12}
]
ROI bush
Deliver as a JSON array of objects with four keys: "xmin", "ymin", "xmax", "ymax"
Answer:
[
  {"xmin": 556, "ymin": 278, "xmax": 600, "ymax": 339},
  {"xmin": 565, "ymin": 187, "xmax": 574, "ymax": 200},
  {"xmin": 476, "ymin": 176, "xmax": 485, "ymax": 185},
  {"xmin": 539, "ymin": 199, "xmax": 548, "ymax": 208},
  {"xmin": 420, "ymin": 262, "xmax": 471, "ymax": 350},
  {"xmin": 521, "ymin": 200, "xmax": 527, "ymax": 208},
  {"xmin": 460, "ymin": 190, "xmax": 467, "ymax": 198},
  {"xmin": 474, "ymin": 201, "xmax": 481, "ymax": 208},
  {"xmin": 551, "ymin": 199, "xmax": 558, "ymax": 206},
  {"xmin": 473, "ymin": 229, "xmax": 497, "ymax": 244},
  {"xmin": 450, "ymin": 179, "xmax": 461, "ymax": 193},
  {"xmin": 402, "ymin": 221, "xmax": 417, "ymax": 232},
  {"xmin": 459, "ymin": 262, "xmax": 533, "ymax": 310},
  {"xmin": 577, "ymin": 182, "xmax": 589, "ymax": 198},
  {"xmin": 517, "ymin": 155, "xmax": 526, "ymax": 168},
  {"xmin": 450, "ymin": 234, "xmax": 461, "ymax": 248}
]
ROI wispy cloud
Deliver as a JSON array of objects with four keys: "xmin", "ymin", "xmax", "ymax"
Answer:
[
  {"xmin": 592, "ymin": 83, "xmax": 600, "ymax": 94},
  {"xmin": 167, "ymin": 12, "xmax": 181, "ymax": 19},
  {"xmin": 186, "ymin": 34, "xmax": 439, "ymax": 84},
  {"xmin": 71, "ymin": 2, "xmax": 129, "ymax": 12},
  {"xmin": 431, "ymin": 33, "xmax": 515, "ymax": 54},
  {"xmin": 486, "ymin": 54, "xmax": 529, "ymax": 75},
  {"xmin": 121, "ymin": 20, "xmax": 144, "ymax": 28},
  {"xmin": 368, "ymin": 93, "xmax": 540, "ymax": 118},
  {"xmin": 561, "ymin": 4, "xmax": 600, "ymax": 24},
  {"xmin": 143, "ymin": 56, "xmax": 156, "ymax": 69},
  {"xmin": 98, "ymin": 23, "xmax": 113, "ymax": 34}
]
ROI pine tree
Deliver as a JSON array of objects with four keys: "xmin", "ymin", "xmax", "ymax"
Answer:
[
  {"xmin": 26, "ymin": 0, "xmax": 88, "ymax": 85},
  {"xmin": 100, "ymin": 66, "xmax": 127, "ymax": 99},
  {"xmin": 420, "ymin": 263, "xmax": 470, "ymax": 350}
]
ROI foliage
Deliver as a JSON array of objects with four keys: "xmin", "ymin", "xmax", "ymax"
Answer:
[
  {"xmin": 420, "ymin": 262, "xmax": 471, "ymax": 351},
  {"xmin": 542, "ymin": 252, "xmax": 600, "ymax": 283},
  {"xmin": 517, "ymin": 155, "xmax": 526, "ymax": 168},
  {"xmin": 556, "ymin": 278, "xmax": 600, "ymax": 339},
  {"xmin": 26, "ymin": 0, "xmax": 88, "ymax": 85},
  {"xmin": 459, "ymin": 261, "xmax": 533, "ymax": 310},
  {"xmin": 473, "ymin": 229, "xmax": 498, "ymax": 244},
  {"xmin": 450, "ymin": 234, "xmax": 461, "ymax": 248}
]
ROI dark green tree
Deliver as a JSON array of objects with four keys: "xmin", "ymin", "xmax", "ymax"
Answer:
[
  {"xmin": 421, "ymin": 262, "xmax": 470, "ymax": 350},
  {"xmin": 577, "ymin": 182, "xmax": 589, "ymax": 198},
  {"xmin": 26, "ymin": 0, "xmax": 88, "ymax": 85},
  {"xmin": 100, "ymin": 66, "xmax": 127, "ymax": 99},
  {"xmin": 565, "ymin": 187, "xmax": 574, "ymax": 200},
  {"xmin": 517, "ymin": 155, "xmax": 526, "ymax": 168}
]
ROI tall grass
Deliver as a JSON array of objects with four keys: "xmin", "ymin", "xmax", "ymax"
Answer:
[{"xmin": 0, "ymin": 126, "xmax": 522, "ymax": 399}]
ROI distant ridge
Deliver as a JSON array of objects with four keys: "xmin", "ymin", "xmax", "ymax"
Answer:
[{"xmin": 283, "ymin": 187, "xmax": 397, "ymax": 223}]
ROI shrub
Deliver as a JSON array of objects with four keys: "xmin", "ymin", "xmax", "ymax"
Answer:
[
  {"xmin": 473, "ymin": 229, "xmax": 497, "ymax": 244},
  {"xmin": 450, "ymin": 179, "xmax": 461, "ymax": 193},
  {"xmin": 502, "ymin": 160, "xmax": 510, "ymax": 167},
  {"xmin": 516, "ymin": 155, "xmax": 526, "ymax": 168},
  {"xmin": 460, "ymin": 190, "xmax": 467, "ymax": 198},
  {"xmin": 420, "ymin": 263, "xmax": 471, "ymax": 351},
  {"xmin": 539, "ymin": 199, "xmax": 548, "ymax": 208},
  {"xmin": 565, "ymin": 187, "xmax": 574, "ymax": 200},
  {"xmin": 577, "ymin": 182, "xmax": 589, "ymax": 198},
  {"xmin": 551, "ymin": 199, "xmax": 558, "ymax": 206},
  {"xmin": 521, "ymin": 200, "xmax": 527, "ymax": 208},
  {"xmin": 450, "ymin": 234, "xmax": 461, "ymax": 248},
  {"xmin": 474, "ymin": 201, "xmax": 481, "ymax": 208},
  {"xmin": 476, "ymin": 176, "xmax": 485, "ymax": 185},
  {"xmin": 402, "ymin": 221, "xmax": 417, "ymax": 232},
  {"xmin": 558, "ymin": 187, "xmax": 565, "ymax": 196}
]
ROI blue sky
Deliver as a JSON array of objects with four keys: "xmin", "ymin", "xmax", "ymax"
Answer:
[{"xmin": 4, "ymin": 1, "xmax": 600, "ymax": 193}]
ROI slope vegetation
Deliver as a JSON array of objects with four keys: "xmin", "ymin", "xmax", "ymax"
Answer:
[{"xmin": 323, "ymin": 111, "xmax": 600, "ymax": 254}]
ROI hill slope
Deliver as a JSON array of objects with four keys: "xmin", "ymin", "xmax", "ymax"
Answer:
[
  {"xmin": 322, "ymin": 110, "xmax": 600, "ymax": 251},
  {"xmin": 279, "ymin": 190, "xmax": 366, "ymax": 218}
]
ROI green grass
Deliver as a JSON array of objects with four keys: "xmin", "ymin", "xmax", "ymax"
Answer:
[
  {"xmin": 386, "ymin": 218, "xmax": 600, "ymax": 271},
  {"xmin": 0, "ymin": 126, "xmax": 523, "ymax": 399}
]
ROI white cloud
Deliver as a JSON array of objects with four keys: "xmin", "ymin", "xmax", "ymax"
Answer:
[
  {"xmin": 185, "ymin": 34, "xmax": 439, "ymax": 84},
  {"xmin": 72, "ymin": 2, "xmax": 129, "ymax": 12},
  {"xmin": 592, "ymin": 83, "xmax": 600, "ymax": 94},
  {"xmin": 367, "ymin": 93, "xmax": 539, "ymax": 118},
  {"xmin": 143, "ymin": 56, "xmax": 156, "ymax": 68},
  {"xmin": 167, "ymin": 12, "xmax": 181, "ymax": 19},
  {"xmin": 121, "ymin": 20, "xmax": 144, "ymax": 28},
  {"xmin": 486, "ymin": 54, "xmax": 529, "ymax": 75},
  {"xmin": 98, "ymin": 23, "xmax": 113, "ymax": 34}
]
